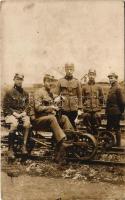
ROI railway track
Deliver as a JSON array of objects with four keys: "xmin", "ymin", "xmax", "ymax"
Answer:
[
  {"xmin": 21, "ymin": 154, "xmax": 125, "ymax": 167},
  {"xmin": 2, "ymin": 150, "xmax": 125, "ymax": 167},
  {"xmin": 97, "ymin": 146, "xmax": 125, "ymax": 155},
  {"xmin": 1, "ymin": 135, "xmax": 125, "ymax": 167}
]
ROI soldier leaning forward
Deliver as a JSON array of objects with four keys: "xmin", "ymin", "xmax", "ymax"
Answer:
[
  {"xmin": 106, "ymin": 72, "xmax": 125, "ymax": 146},
  {"xmin": 82, "ymin": 69, "xmax": 104, "ymax": 133},
  {"xmin": 31, "ymin": 74, "xmax": 74, "ymax": 163},
  {"xmin": 2, "ymin": 73, "xmax": 30, "ymax": 159},
  {"xmin": 56, "ymin": 63, "xmax": 82, "ymax": 128}
]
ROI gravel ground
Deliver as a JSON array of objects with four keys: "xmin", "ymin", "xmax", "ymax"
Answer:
[
  {"xmin": 1, "ymin": 127, "xmax": 125, "ymax": 200},
  {"xmin": 1, "ymin": 171, "xmax": 125, "ymax": 200}
]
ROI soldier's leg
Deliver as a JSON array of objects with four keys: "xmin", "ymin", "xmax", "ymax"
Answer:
[
  {"xmin": 68, "ymin": 111, "xmax": 78, "ymax": 128},
  {"xmin": 92, "ymin": 113, "xmax": 101, "ymax": 134},
  {"xmin": 35, "ymin": 115, "xmax": 65, "ymax": 142},
  {"xmin": 59, "ymin": 115, "xmax": 74, "ymax": 131},
  {"xmin": 94, "ymin": 113, "xmax": 101, "ymax": 127},
  {"xmin": 5, "ymin": 115, "xmax": 18, "ymax": 158},
  {"xmin": 107, "ymin": 115, "xmax": 121, "ymax": 146},
  {"xmin": 106, "ymin": 115, "xmax": 113, "ymax": 131},
  {"xmin": 21, "ymin": 115, "xmax": 30, "ymax": 153},
  {"xmin": 113, "ymin": 115, "xmax": 121, "ymax": 146},
  {"xmin": 61, "ymin": 111, "xmax": 77, "ymax": 128},
  {"xmin": 35, "ymin": 115, "xmax": 72, "ymax": 163},
  {"xmin": 83, "ymin": 113, "xmax": 91, "ymax": 133}
]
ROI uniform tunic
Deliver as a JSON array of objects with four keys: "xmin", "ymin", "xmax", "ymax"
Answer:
[
  {"xmin": 82, "ymin": 81, "xmax": 104, "ymax": 112},
  {"xmin": 56, "ymin": 76, "xmax": 82, "ymax": 111},
  {"xmin": 3, "ymin": 86, "xmax": 29, "ymax": 117}
]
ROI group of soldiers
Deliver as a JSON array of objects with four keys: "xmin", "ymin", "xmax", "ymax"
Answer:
[{"xmin": 2, "ymin": 63, "xmax": 125, "ymax": 162}]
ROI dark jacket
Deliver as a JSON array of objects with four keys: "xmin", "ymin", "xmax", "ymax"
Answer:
[
  {"xmin": 56, "ymin": 76, "xmax": 82, "ymax": 111},
  {"xmin": 82, "ymin": 81, "xmax": 104, "ymax": 112},
  {"xmin": 106, "ymin": 82, "xmax": 125, "ymax": 115},
  {"xmin": 34, "ymin": 87, "xmax": 54, "ymax": 118},
  {"xmin": 3, "ymin": 86, "xmax": 29, "ymax": 117}
]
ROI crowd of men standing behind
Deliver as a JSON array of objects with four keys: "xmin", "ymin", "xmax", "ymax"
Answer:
[{"xmin": 2, "ymin": 63, "xmax": 125, "ymax": 162}]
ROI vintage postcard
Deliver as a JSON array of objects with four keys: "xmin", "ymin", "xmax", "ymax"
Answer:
[{"xmin": 1, "ymin": 0, "xmax": 125, "ymax": 200}]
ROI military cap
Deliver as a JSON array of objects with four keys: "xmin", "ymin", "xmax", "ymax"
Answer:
[
  {"xmin": 107, "ymin": 72, "xmax": 118, "ymax": 79},
  {"xmin": 65, "ymin": 63, "xmax": 74, "ymax": 70},
  {"xmin": 14, "ymin": 73, "xmax": 24, "ymax": 80},
  {"xmin": 88, "ymin": 69, "xmax": 96, "ymax": 75},
  {"xmin": 43, "ymin": 74, "xmax": 54, "ymax": 82}
]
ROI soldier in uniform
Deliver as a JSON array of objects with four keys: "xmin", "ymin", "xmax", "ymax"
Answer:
[
  {"xmin": 56, "ymin": 63, "xmax": 82, "ymax": 128},
  {"xmin": 32, "ymin": 74, "xmax": 74, "ymax": 162},
  {"xmin": 82, "ymin": 69, "xmax": 104, "ymax": 133},
  {"xmin": 106, "ymin": 72, "xmax": 125, "ymax": 146},
  {"xmin": 3, "ymin": 73, "xmax": 30, "ymax": 159}
]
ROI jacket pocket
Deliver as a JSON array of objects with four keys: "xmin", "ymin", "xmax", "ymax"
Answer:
[{"xmin": 70, "ymin": 97, "xmax": 78, "ymax": 110}]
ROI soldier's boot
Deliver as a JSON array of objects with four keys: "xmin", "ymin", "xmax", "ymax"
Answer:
[
  {"xmin": 116, "ymin": 132, "xmax": 121, "ymax": 147},
  {"xmin": 21, "ymin": 128, "xmax": 29, "ymax": 154},
  {"xmin": 21, "ymin": 145, "xmax": 28, "ymax": 155},
  {"xmin": 8, "ymin": 132, "xmax": 15, "ymax": 159},
  {"xmin": 55, "ymin": 140, "xmax": 72, "ymax": 163}
]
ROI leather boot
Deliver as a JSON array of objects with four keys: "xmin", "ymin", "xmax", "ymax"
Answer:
[
  {"xmin": 55, "ymin": 140, "xmax": 72, "ymax": 163},
  {"xmin": 21, "ymin": 145, "xmax": 28, "ymax": 154},
  {"xmin": 8, "ymin": 132, "xmax": 15, "ymax": 159},
  {"xmin": 116, "ymin": 131, "xmax": 121, "ymax": 147},
  {"xmin": 8, "ymin": 148, "xmax": 15, "ymax": 159}
]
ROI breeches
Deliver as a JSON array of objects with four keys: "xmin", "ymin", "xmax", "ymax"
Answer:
[
  {"xmin": 83, "ymin": 112, "xmax": 101, "ymax": 127},
  {"xmin": 5, "ymin": 115, "xmax": 30, "ymax": 132},
  {"xmin": 61, "ymin": 111, "xmax": 78, "ymax": 128},
  {"xmin": 107, "ymin": 114, "xmax": 121, "ymax": 131},
  {"xmin": 35, "ymin": 115, "xmax": 67, "ymax": 142}
]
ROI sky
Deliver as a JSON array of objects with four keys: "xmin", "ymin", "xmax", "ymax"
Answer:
[{"xmin": 1, "ymin": 0, "xmax": 124, "ymax": 86}]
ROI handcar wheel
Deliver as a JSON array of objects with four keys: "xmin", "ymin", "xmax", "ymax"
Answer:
[
  {"xmin": 73, "ymin": 133, "xmax": 97, "ymax": 161},
  {"xmin": 98, "ymin": 131, "xmax": 116, "ymax": 149}
]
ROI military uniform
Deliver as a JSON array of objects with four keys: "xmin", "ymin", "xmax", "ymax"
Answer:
[
  {"xmin": 2, "ymin": 73, "xmax": 30, "ymax": 158},
  {"xmin": 106, "ymin": 76, "xmax": 125, "ymax": 146},
  {"xmin": 33, "ymin": 86, "xmax": 74, "ymax": 142},
  {"xmin": 82, "ymin": 78, "xmax": 104, "ymax": 132},
  {"xmin": 56, "ymin": 76, "xmax": 82, "ymax": 128},
  {"xmin": 82, "ymin": 81, "xmax": 104, "ymax": 112},
  {"xmin": 3, "ymin": 84, "xmax": 30, "ymax": 131}
]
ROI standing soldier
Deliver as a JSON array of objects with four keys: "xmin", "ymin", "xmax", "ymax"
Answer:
[
  {"xmin": 106, "ymin": 72, "xmax": 125, "ymax": 146},
  {"xmin": 56, "ymin": 63, "xmax": 82, "ymax": 128},
  {"xmin": 3, "ymin": 73, "xmax": 30, "ymax": 159},
  {"xmin": 82, "ymin": 69, "xmax": 104, "ymax": 132}
]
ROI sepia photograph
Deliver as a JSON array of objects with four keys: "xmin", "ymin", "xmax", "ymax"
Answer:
[{"xmin": 1, "ymin": 0, "xmax": 125, "ymax": 199}]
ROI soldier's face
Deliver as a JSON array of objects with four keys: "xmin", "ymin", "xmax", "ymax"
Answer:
[
  {"xmin": 65, "ymin": 68, "xmax": 74, "ymax": 76},
  {"xmin": 14, "ymin": 78, "xmax": 23, "ymax": 87},
  {"xmin": 44, "ymin": 79, "xmax": 51, "ymax": 90},
  {"xmin": 88, "ymin": 73, "xmax": 96, "ymax": 81},
  {"xmin": 109, "ymin": 76, "xmax": 117, "ymax": 84}
]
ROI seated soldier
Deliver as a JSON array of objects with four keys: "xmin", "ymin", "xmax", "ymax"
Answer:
[
  {"xmin": 31, "ymin": 74, "xmax": 74, "ymax": 162},
  {"xmin": 3, "ymin": 73, "xmax": 30, "ymax": 159},
  {"xmin": 82, "ymin": 69, "xmax": 104, "ymax": 133}
]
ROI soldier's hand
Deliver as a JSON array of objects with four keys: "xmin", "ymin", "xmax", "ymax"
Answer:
[
  {"xmin": 20, "ymin": 111, "xmax": 27, "ymax": 117},
  {"xmin": 78, "ymin": 109, "xmax": 83, "ymax": 116},
  {"xmin": 46, "ymin": 106, "xmax": 55, "ymax": 113},
  {"xmin": 13, "ymin": 112, "xmax": 21, "ymax": 119},
  {"xmin": 53, "ymin": 105, "xmax": 59, "ymax": 111},
  {"xmin": 49, "ymin": 105, "xmax": 59, "ymax": 111},
  {"xmin": 30, "ymin": 115, "xmax": 35, "ymax": 121},
  {"xmin": 54, "ymin": 96, "xmax": 61, "ymax": 103}
]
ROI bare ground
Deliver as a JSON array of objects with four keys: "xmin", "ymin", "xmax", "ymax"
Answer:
[
  {"xmin": 1, "ymin": 171, "xmax": 125, "ymax": 200},
  {"xmin": 1, "ymin": 127, "xmax": 125, "ymax": 200}
]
